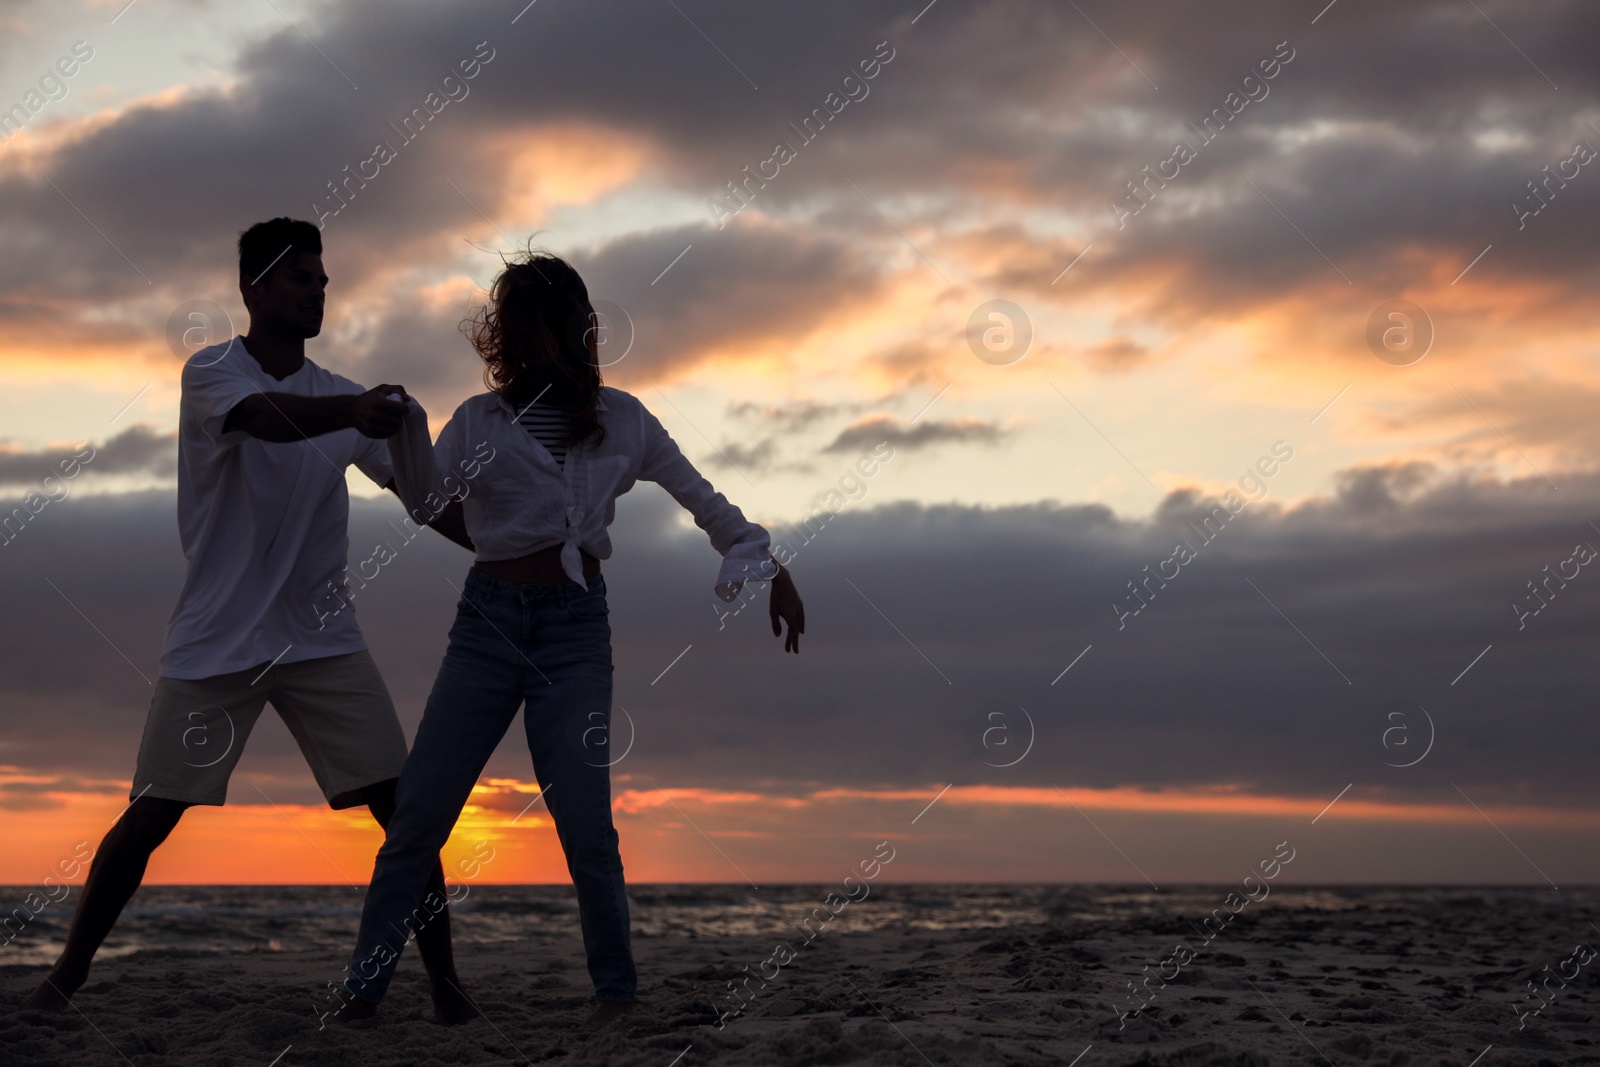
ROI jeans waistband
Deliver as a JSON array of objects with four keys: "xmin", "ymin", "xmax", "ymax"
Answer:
[{"xmin": 462, "ymin": 566, "xmax": 605, "ymax": 605}]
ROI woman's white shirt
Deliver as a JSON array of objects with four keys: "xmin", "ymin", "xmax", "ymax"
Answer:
[{"xmin": 414, "ymin": 386, "xmax": 775, "ymax": 596}]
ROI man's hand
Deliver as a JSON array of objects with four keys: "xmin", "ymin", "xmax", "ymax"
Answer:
[
  {"xmin": 350, "ymin": 384, "xmax": 410, "ymax": 439},
  {"xmin": 769, "ymin": 561, "xmax": 805, "ymax": 654}
]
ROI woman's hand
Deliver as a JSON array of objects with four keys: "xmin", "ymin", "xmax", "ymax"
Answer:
[{"xmin": 769, "ymin": 561, "xmax": 805, "ymax": 654}]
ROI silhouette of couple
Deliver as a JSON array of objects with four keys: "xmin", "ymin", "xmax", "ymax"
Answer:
[{"xmin": 22, "ymin": 217, "xmax": 806, "ymax": 1028}]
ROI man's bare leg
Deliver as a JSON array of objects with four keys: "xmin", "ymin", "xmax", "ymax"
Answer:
[
  {"xmin": 21, "ymin": 797, "xmax": 190, "ymax": 1011},
  {"xmin": 358, "ymin": 778, "xmax": 479, "ymax": 1025}
]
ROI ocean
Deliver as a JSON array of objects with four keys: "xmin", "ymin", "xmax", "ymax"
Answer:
[{"xmin": 0, "ymin": 883, "xmax": 1576, "ymax": 970}]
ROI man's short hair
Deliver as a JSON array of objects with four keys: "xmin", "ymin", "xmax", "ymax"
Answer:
[{"xmin": 238, "ymin": 217, "xmax": 322, "ymax": 285}]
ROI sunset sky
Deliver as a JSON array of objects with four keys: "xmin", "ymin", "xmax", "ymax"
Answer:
[{"xmin": 2, "ymin": 0, "xmax": 1598, "ymax": 887}]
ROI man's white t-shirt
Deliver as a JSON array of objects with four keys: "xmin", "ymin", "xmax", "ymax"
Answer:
[{"xmin": 159, "ymin": 337, "xmax": 393, "ymax": 680}]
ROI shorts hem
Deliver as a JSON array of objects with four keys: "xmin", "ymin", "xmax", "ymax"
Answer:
[
  {"xmin": 157, "ymin": 644, "xmax": 373, "ymax": 683},
  {"xmin": 326, "ymin": 770, "xmax": 407, "ymax": 810},
  {"xmin": 133, "ymin": 786, "xmax": 227, "ymax": 807}
]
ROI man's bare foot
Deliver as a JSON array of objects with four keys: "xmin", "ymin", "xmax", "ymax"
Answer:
[
  {"xmin": 584, "ymin": 999, "xmax": 636, "ymax": 1028},
  {"xmin": 317, "ymin": 986, "xmax": 378, "ymax": 1028},
  {"xmin": 21, "ymin": 972, "xmax": 83, "ymax": 1012},
  {"xmin": 430, "ymin": 980, "xmax": 481, "ymax": 1026}
]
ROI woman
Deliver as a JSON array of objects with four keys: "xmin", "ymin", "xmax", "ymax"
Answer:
[{"xmin": 333, "ymin": 252, "xmax": 805, "ymax": 1025}]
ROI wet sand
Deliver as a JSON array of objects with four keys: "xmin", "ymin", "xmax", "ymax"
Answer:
[{"xmin": 3, "ymin": 886, "xmax": 1596, "ymax": 1065}]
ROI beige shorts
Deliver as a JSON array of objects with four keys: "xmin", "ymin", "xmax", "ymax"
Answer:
[{"xmin": 132, "ymin": 649, "xmax": 409, "ymax": 809}]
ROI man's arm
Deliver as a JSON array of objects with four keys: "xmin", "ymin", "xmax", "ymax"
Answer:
[{"xmin": 223, "ymin": 384, "xmax": 409, "ymax": 443}]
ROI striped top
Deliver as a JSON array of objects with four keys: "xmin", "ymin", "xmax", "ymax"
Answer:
[{"xmin": 516, "ymin": 402, "xmax": 573, "ymax": 468}]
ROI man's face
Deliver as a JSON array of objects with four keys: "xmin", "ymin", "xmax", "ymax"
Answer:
[{"xmin": 245, "ymin": 250, "xmax": 328, "ymax": 338}]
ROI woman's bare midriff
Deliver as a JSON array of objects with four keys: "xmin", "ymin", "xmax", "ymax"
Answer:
[{"xmin": 472, "ymin": 544, "xmax": 601, "ymax": 585}]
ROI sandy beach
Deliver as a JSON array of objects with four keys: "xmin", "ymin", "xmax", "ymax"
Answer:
[{"xmin": 3, "ymin": 885, "xmax": 1596, "ymax": 1065}]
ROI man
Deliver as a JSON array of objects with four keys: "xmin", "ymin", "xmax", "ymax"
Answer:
[{"xmin": 23, "ymin": 218, "xmax": 478, "ymax": 1025}]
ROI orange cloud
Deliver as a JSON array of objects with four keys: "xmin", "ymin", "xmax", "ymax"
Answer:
[
  {"xmin": 3, "ymin": 776, "xmax": 1594, "ymax": 884},
  {"xmin": 483, "ymin": 121, "xmax": 656, "ymax": 226}
]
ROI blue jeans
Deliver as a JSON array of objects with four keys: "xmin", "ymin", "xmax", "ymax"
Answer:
[{"xmin": 343, "ymin": 569, "xmax": 635, "ymax": 1003}]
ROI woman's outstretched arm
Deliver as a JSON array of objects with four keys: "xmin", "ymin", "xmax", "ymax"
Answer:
[{"xmin": 638, "ymin": 405, "xmax": 805, "ymax": 652}]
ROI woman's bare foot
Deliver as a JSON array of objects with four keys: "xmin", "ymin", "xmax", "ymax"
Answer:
[
  {"xmin": 21, "ymin": 970, "xmax": 85, "ymax": 1012},
  {"xmin": 584, "ymin": 999, "xmax": 636, "ymax": 1027},
  {"xmin": 430, "ymin": 980, "xmax": 482, "ymax": 1026}
]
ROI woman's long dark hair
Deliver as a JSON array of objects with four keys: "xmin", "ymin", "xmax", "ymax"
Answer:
[{"xmin": 466, "ymin": 252, "xmax": 604, "ymax": 447}]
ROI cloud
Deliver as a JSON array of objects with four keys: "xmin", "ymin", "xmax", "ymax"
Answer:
[
  {"xmin": 0, "ymin": 769, "xmax": 125, "ymax": 812},
  {"xmin": 330, "ymin": 220, "xmax": 900, "ymax": 396},
  {"xmin": 709, "ymin": 397, "xmax": 930, "ymax": 475},
  {"xmin": 3, "ymin": 463, "xmax": 1597, "ymax": 816},
  {"xmin": 823, "ymin": 413, "xmax": 1008, "ymax": 453},
  {"xmin": 707, "ymin": 394, "xmax": 964, "ymax": 475},
  {"xmin": 1083, "ymin": 336, "xmax": 1151, "ymax": 374},
  {"xmin": 701, "ymin": 436, "xmax": 815, "ymax": 477},
  {"xmin": 1327, "ymin": 461, "xmax": 1440, "ymax": 513},
  {"xmin": 573, "ymin": 220, "xmax": 889, "ymax": 386},
  {"xmin": 726, "ymin": 399, "xmax": 878, "ymax": 434},
  {"xmin": 0, "ymin": 423, "xmax": 174, "ymax": 489},
  {"xmin": 0, "ymin": 0, "xmax": 1596, "ymax": 452},
  {"xmin": 6, "ymin": 0, "xmax": 1587, "ymax": 358},
  {"xmin": 614, "ymin": 782, "xmax": 1600, "ymax": 830},
  {"xmin": 1383, "ymin": 376, "xmax": 1600, "ymax": 479}
]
